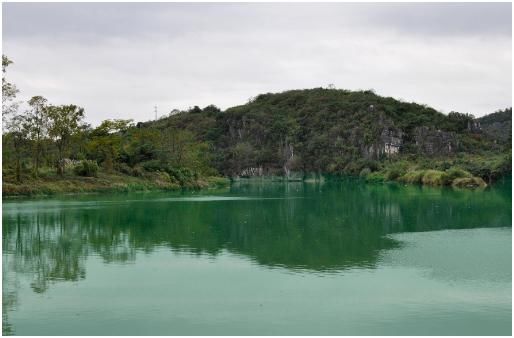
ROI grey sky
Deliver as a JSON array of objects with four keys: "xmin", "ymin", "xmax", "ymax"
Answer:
[{"xmin": 3, "ymin": 2, "xmax": 512, "ymax": 125}]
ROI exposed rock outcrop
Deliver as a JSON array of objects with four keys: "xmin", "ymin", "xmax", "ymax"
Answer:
[
  {"xmin": 240, "ymin": 166, "xmax": 264, "ymax": 177},
  {"xmin": 414, "ymin": 127, "xmax": 458, "ymax": 156},
  {"xmin": 366, "ymin": 128, "xmax": 403, "ymax": 159}
]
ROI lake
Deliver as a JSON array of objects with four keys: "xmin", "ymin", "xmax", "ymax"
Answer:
[{"xmin": 2, "ymin": 178, "xmax": 512, "ymax": 335}]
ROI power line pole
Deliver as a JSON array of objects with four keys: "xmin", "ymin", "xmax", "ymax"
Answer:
[{"xmin": 154, "ymin": 105, "xmax": 158, "ymax": 120}]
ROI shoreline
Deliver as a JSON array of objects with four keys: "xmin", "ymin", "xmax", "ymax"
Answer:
[
  {"xmin": 4, "ymin": 172, "xmax": 509, "ymax": 199},
  {"xmin": 2, "ymin": 172, "xmax": 230, "ymax": 199}
]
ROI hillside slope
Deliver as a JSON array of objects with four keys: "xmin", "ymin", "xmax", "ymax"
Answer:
[{"xmin": 147, "ymin": 88, "xmax": 511, "ymax": 181}]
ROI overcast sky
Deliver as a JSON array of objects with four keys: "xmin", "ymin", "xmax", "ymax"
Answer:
[{"xmin": 3, "ymin": 2, "xmax": 512, "ymax": 125}]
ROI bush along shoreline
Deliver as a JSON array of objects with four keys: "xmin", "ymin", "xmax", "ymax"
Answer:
[
  {"xmin": 3, "ymin": 161, "xmax": 230, "ymax": 198},
  {"xmin": 3, "ymin": 155, "xmax": 509, "ymax": 197},
  {"xmin": 359, "ymin": 154, "xmax": 511, "ymax": 189},
  {"xmin": 364, "ymin": 167, "xmax": 487, "ymax": 188},
  {"xmin": 230, "ymin": 153, "xmax": 509, "ymax": 189},
  {"xmin": 1, "ymin": 169, "xmax": 494, "ymax": 198}
]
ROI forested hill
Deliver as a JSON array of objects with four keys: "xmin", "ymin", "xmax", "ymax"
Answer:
[
  {"xmin": 3, "ymin": 86, "xmax": 511, "ymax": 195},
  {"xmin": 143, "ymin": 88, "xmax": 511, "ymax": 180}
]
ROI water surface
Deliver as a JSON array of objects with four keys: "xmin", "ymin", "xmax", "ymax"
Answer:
[{"xmin": 3, "ymin": 179, "xmax": 512, "ymax": 335}]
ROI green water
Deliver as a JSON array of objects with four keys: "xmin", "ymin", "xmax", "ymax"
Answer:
[{"xmin": 2, "ymin": 179, "xmax": 512, "ymax": 335}]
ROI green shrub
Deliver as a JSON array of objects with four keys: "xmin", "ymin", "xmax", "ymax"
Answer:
[
  {"xmin": 383, "ymin": 161, "xmax": 409, "ymax": 181},
  {"xmin": 438, "ymin": 161, "xmax": 452, "ymax": 171},
  {"xmin": 422, "ymin": 170, "xmax": 450, "ymax": 186},
  {"xmin": 359, "ymin": 167, "xmax": 371, "ymax": 178},
  {"xmin": 165, "ymin": 167, "xmax": 196, "ymax": 184},
  {"xmin": 141, "ymin": 160, "xmax": 163, "ymax": 172},
  {"xmin": 399, "ymin": 170, "xmax": 425, "ymax": 184},
  {"xmin": 491, "ymin": 154, "xmax": 512, "ymax": 181},
  {"xmin": 206, "ymin": 176, "xmax": 230, "ymax": 188},
  {"xmin": 365, "ymin": 171, "xmax": 386, "ymax": 182},
  {"xmin": 445, "ymin": 167, "xmax": 472, "ymax": 181},
  {"xmin": 73, "ymin": 160, "xmax": 99, "ymax": 177},
  {"xmin": 345, "ymin": 159, "xmax": 379, "ymax": 176},
  {"xmin": 385, "ymin": 167, "xmax": 404, "ymax": 180},
  {"xmin": 116, "ymin": 162, "xmax": 134, "ymax": 176}
]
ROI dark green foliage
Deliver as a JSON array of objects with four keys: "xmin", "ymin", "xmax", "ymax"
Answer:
[
  {"xmin": 445, "ymin": 111, "xmax": 474, "ymax": 132},
  {"xmin": 479, "ymin": 107, "xmax": 512, "ymax": 125},
  {"xmin": 165, "ymin": 167, "xmax": 198, "ymax": 185},
  {"xmin": 445, "ymin": 167, "xmax": 472, "ymax": 181},
  {"xmin": 383, "ymin": 161, "xmax": 410, "ymax": 181},
  {"xmin": 147, "ymin": 88, "xmax": 510, "ymax": 180},
  {"xmin": 140, "ymin": 160, "xmax": 162, "ymax": 172},
  {"xmin": 74, "ymin": 160, "xmax": 99, "ymax": 177},
  {"xmin": 115, "ymin": 162, "xmax": 134, "ymax": 176},
  {"xmin": 477, "ymin": 108, "xmax": 512, "ymax": 147},
  {"xmin": 345, "ymin": 159, "xmax": 379, "ymax": 176}
]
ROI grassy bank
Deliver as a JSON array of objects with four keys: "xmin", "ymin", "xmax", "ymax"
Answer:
[
  {"xmin": 229, "ymin": 153, "xmax": 510, "ymax": 190},
  {"xmin": 360, "ymin": 153, "xmax": 511, "ymax": 189},
  {"xmin": 364, "ymin": 168, "xmax": 487, "ymax": 188},
  {"xmin": 4, "ymin": 152, "xmax": 510, "ymax": 197},
  {"xmin": 3, "ymin": 170, "xmax": 229, "ymax": 197}
]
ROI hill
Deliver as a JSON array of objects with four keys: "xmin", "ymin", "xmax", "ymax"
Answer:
[
  {"xmin": 145, "ymin": 88, "xmax": 511, "ymax": 183},
  {"xmin": 3, "ymin": 87, "xmax": 511, "ymax": 196}
]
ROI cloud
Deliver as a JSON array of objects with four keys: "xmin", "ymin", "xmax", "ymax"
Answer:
[{"xmin": 3, "ymin": 3, "xmax": 511, "ymax": 125}]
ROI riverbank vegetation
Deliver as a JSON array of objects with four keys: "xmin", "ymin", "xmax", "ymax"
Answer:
[
  {"xmin": 2, "ymin": 55, "xmax": 228, "ymax": 196},
  {"xmin": 2, "ymin": 55, "xmax": 511, "ymax": 196},
  {"xmin": 359, "ymin": 153, "xmax": 510, "ymax": 188}
]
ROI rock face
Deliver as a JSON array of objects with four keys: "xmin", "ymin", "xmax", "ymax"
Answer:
[
  {"xmin": 230, "ymin": 121, "xmax": 464, "ymax": 177},
  {"xmin": 281, "ymin": 142, "xmax": 296, "ymax": 178},
  {"xmin": 240, "ymin": 167, "xmax": 263, "ymax": 177},
  {"xmin": 379, "ymin": 128, "xmax": 402, "ymax": 156},
  {"xmin": 414, "ymin": 127, "xmax": 458, "ymax": 155},
  {"xmin": 467, "ymin": 120, "xmax": 482, "ymax": 132},
  {"xmin": 227, "ymin": 118, "xmax": 464, "ymax": 177},
  {"xmin": 365, "ymin": 128, "xmax": 403, "ymax": 160}
]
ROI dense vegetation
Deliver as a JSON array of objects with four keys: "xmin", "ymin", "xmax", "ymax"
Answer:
[
  {"xmin": 2, "ymin": 55, "xmax": 511, "ymax": 196},
  {"xmin": 147, "ymin": 88, "xmax": 510, "ymax": 188},
  {"xmin": 2, "ymin": 56, "xmax": 228, "ymax": 196}
]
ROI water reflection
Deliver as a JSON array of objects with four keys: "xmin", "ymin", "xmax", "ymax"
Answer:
[{"xmin": 2, "ymin": 178, "xmax": 512, "ymax": 334}]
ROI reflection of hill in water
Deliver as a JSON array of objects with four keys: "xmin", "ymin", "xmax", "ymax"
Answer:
[{"xmin": 3, "ymin": 178, "xmax": 512, "ymax": 295}]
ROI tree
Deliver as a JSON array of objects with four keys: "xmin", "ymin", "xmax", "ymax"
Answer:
[
  {"xmin": 69, "ymin": 123, "xmax": 92, "ymax": 161},
  {"xmin": 86, "ymin": 119, "xmax": 133, "ymax": 172},
  {"xmin": 25, "ymin": 96, "xmax": 49, "ymax": 177},
  {"xmin": 202, "ymin": 105, "xmax": 221, "ymax": 115},
  {"xmin": 121, "ymin": 128, "xmax": 160, "ymax": 166},
  {"xmin": 2, "ymin": 55, "xmax": 19, "ymax": 122},
  {"xmin": 447, "ymin": 111, "xmax": 475, "ymax": 132},
  {"xmin": 92, "ymin": 119, "xmax": 133, "ymax": 136},
  {"xmin": 159, "ymin": 128, "xmax": 194, "ymax": 168},
  {"xmin": 230, "ymin": 142, "xmax": 255, "ymax": 175},
  {"xmin": 2, "ymin": 55, "xmax": 25, "ymax": 181},
  {"xmin": 47, "ymin": 104, "xmax": 85, "ymax": 175},
  {"xmin": 4, "ymin": 113, "xmax": 28, "ymax": 182},
  {"xmin": 188, "ymin": 106, "xmax": 202, "ymax": 114}
]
